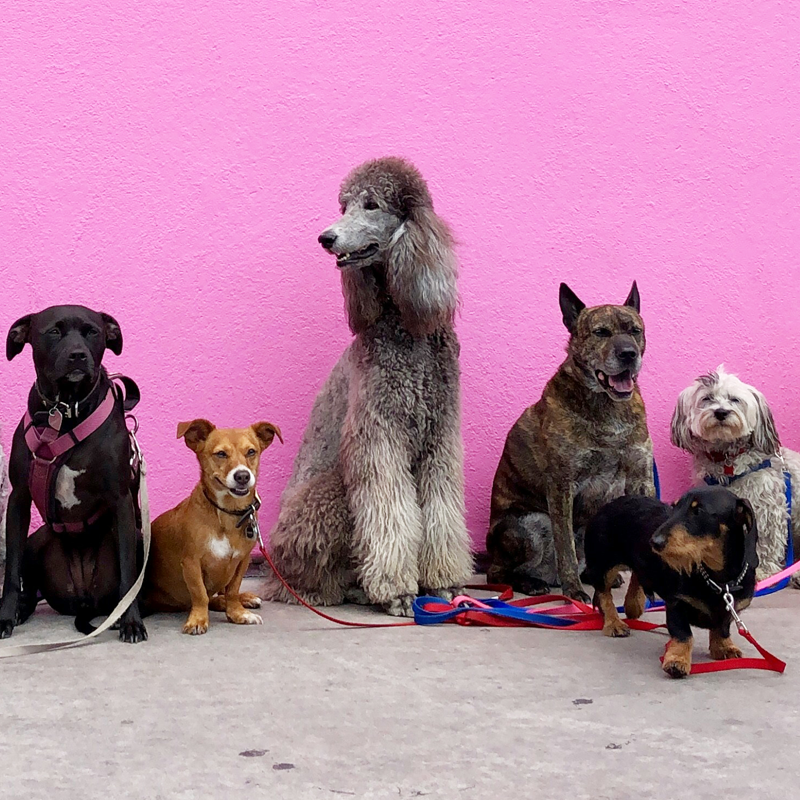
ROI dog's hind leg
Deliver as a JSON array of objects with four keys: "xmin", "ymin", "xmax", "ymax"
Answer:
[
  {"xmin": 487, "ymin": 513, "xmax": 558, "ymax": 595},
  {"xmin": 623, "ymin": 573, "xmax": 646, "ymax": 619},
  {"xmin": 261, "ymin": 469, "xmax": 352, "ymax": 606},
  {"xmin": 596, "ymin": 566, "xmax": 630, "ymax": 638},
  {"xmin": 417, "ymin": 427, "xmax": 473, "ymax": 600}
]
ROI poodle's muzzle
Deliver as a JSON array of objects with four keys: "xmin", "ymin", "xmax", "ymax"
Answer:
[{"xmin": 318, "ymin": 201, "xmax": 401, "ymax": 269}]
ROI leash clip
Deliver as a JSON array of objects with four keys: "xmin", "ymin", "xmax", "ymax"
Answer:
[{"xmin": 723, "ymin": 588, "xmax": 749, "ymax": 634}]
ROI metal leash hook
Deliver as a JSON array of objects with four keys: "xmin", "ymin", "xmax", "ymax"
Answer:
[{"xmin": 723, "ymin": 589, "xmax": 749, "ymax": 634}]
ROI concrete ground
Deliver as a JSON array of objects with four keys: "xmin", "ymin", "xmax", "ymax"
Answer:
[{"xmin": 1, "ymin": 578, "xmax": 799, "ymax": 800}]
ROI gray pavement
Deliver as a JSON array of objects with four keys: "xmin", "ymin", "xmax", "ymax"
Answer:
[{"xmin": 1, "ymin": 578, "xmax": 798, "ymax": 800}]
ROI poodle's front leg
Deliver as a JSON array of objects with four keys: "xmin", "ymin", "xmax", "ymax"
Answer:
[
  {"xmin": 342, "ymin": 420, "xmax": 422, "ymax": 617},
  {"xmin": 417, "ymin": 425, "xmax": 473, "ymax": 598}
]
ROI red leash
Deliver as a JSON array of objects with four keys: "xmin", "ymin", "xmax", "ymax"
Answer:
[
  {"xmin": 258, "ymin": 538, "xmax": 785, "ymax": 674},
  {"xmin": 257, "ymin": 541, "xmax": 416, "ymax": 628}
]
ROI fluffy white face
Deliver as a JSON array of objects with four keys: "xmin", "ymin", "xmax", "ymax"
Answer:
[{"xmin": 671, "ymin": 365, "xmax": 780, "ymax": 454}]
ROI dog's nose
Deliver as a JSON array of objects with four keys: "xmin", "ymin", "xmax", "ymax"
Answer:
[
  {"xmin": 616, "ymin": 347, "xmax": 637, "ymax": 364},
  {"xmin": 318, "ymin": 232, "xmax": 338, "ymax": 250},
  {"xmin": 69, "ymin": 350, "xmax": 88, "ymax": 362},
  {"xmin": 233, "ymin": 470, "xmax": 251, "ymax": 485},
  {"xmin": 650, "ymin": 533, "xmax": 666, "ymax": 552},
  {"xmin": 714, "ymin": 409, "xmax": 731, "ymax": 421}
]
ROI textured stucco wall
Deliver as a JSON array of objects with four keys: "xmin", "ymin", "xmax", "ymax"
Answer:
[{"xmin": 2, "ymin": 2, "xmax": 799, "ymax": 545}]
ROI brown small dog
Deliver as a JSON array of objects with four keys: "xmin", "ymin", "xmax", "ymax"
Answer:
[
  {"xmin": 144, "ymin": 419, "xmax": 282, "ymax": 634},
  {"xmin": 487, "ymin": 282, "xmax": 654, "ymax": 601}
]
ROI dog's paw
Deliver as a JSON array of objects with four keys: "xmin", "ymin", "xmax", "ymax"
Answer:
[
  {"xmin": 383, "ymin": 595, "xmax": 415, "ymax": 617},
  {"xmin": 516, "ymin": 577, "xmax": 551, "ymax": 596},
  {"xmin": 230, "ymin": 610, "xmax": 263, "ymax": 625},
  {"xmin": 239, "ymin": 593, "xmax": 262, "ymax": 609},
  {"xmin": 183, "ymin": 616, "xmax": 209, "ymax": 635},
  {"xmin": 119, "ymin": 619, "xmax": 148, "ymax": 644},
  {"xmin": 602, "ymin": 619, "xmax": 631, "ymax": 638},
  {"xmin": 710, "ymin": 638, "xmax": 742, "ymax": 661},
  {"xmin": 0, "ymin": 619, "xmax": 15, "ymax": 639},
  {"xmin": 663, "ymin": 657, "xmax": 691, "ymax": 679},
  {"xmin": 562, "ymin": 582, "xmax": 591, "ymax": 604}
]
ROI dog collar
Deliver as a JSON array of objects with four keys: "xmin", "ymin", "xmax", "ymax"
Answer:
[
  {"xmin": 202, "ymin": 490, "xmax": 262, "ymax": 540},
  {"xmin": 35, "ymin": 371, "xmax": 104, "ymax": 427},
  {"xmin": 697, "ymin": 562, "xmax": 751, "ymax": 633}
]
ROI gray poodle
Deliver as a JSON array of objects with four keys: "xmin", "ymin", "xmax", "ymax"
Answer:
[{"xmin": 262, "ymin": 157, "xmax": 473, "ymax": 616}]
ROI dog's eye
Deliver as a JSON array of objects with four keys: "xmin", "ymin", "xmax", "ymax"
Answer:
[
  {"xmin": 214, "ymin": 451, "xmax": 228, "ymax": 459},
  {"xmin": 593, "ymin": 328, "xmax": 612, "ymax": 338},
  {"xmin": 700, "ymin": 395, "xmax": 712, "ymax": 406},
  {"xmin": 84, "ymin": 327, "xmax": 99, "ymax": 338},
  {"xmin": 246, "ymin": 448, "xmax": 257, "ymax": 458},
  {"xmin": 730, "ymin": 397, "xmax": 741, "ymax": 405},
  {"xmin": 630, "ymin": 327, "xmax": 642, "ymax": 336},
  {"xmin": 363, "ymin": 199, "xmax": 379, "ymax": 211},
  {"xmin": 47, "ymin": 328, "xmax": 61, "ymax": 338}
]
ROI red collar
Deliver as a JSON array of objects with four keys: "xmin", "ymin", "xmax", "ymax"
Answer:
[{"xmin": 705, "ymin": 447, "xmax": 748, "ymax": 476}]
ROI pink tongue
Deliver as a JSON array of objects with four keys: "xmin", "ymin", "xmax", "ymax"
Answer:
[{"xmin": 609, "ymin": 373, "xmax": 634, "ymax": 393}]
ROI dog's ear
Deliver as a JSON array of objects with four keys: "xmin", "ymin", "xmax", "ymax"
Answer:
[
  {"xmin": 734, "ymin": 497, "xmax": 759, "ymax": 568},
  {"xmin": 177, "ymin": 419, "xmax": 215, "ymax": 452},
  {"xmin": 623, "ymin": 281, "xmax": 640, "ymax": 313},
  {"xmin": 559, "ymin": 283, "xmax": 585, "ymax": 333},
  {"xmin": 386, "ymin": 205, "xmax": 458, "ymax": 337},
  {"xmin": 251, "ymin": 422, "xmax": 283, "ymax": 451},
  {"xmin": 6, "ymin": 314, "xmax": 32, "ymax": 361},
  {"xmin": 670, "ymin": 385, "xmax": 695, "ymax": 452},
  {"xmin": 750, "ymin": 387, "xmax": 781, "ymax": 455},
  {"xmin": 100, "ymin": 313, "xmax": 123, "ymax": 355}
]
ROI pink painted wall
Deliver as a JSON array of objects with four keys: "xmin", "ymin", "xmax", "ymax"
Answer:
[{"xmin": 2, "ymin": 2, "xmax": 799, "ymax": 547}]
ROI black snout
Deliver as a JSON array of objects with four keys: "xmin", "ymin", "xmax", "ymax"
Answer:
[
  {"xmin": 233, "ymin": 470, "xmax": 251, "ymax": 485},
  {"xmin": 69, "ymin": 350, "xmax": 88, "ymax": 362},
  {"xmin": 714, "ymin": 409, "xmax": 731, "ymax": 421},
  {"xmin": 650, "ymin": 530, "xmax": 667, "ymax": 552},
  {"xmin": 318, "ymin": 231, "xmax": 337, "ymax": 251}
]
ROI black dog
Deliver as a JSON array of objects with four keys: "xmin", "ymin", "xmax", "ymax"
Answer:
[
  {"xmin": 0, "ymin": 306, "xmax": 147, "ymax": 642},
  {"xmin": 584, "ymin": 486, "xmax": 758, "ymax": 678}
]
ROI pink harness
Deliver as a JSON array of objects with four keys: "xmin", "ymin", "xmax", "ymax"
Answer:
[{"xmin": 22, "ymin": 375, "xmax": 139, "ymax": 534}]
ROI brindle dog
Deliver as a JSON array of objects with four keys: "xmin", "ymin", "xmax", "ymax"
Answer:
[{"xmin": 487, "ymin": 282, "xmax": 654, "ymax": 601}]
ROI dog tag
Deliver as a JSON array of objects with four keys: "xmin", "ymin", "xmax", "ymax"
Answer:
[{"xmin": 48, "ymin": 407, "xmax": 63, "ymax": 432}]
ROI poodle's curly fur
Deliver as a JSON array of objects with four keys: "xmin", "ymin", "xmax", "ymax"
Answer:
[{"xmin": 261, "ymin": 157, "xmax": 473, "ymax": 616}]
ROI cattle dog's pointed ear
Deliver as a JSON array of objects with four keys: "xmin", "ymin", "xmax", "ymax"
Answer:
[
  {"xmin": 624, "ymin": 281, "xmax": 640, "ymax": 313},
  {"xmin": 559, "ymin": 283, "xmax": 585, "ymax": 333},
  {"xmin": 252, "ymin": 422, "xmax": 284, "ymax": 451},
  {"xmin": 7, "ymin": 314, "xmax": 32, "ymax": 361},
  {"xmin": 100, "ymin": 313, "xmax": 123, "ymax": 355},
  {"xmin": 177, "ymin": 419, "xmax": 215, "ymax": 452}
]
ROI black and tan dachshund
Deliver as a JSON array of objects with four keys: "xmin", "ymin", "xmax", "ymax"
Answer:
[{"xmin": 584, "ymin": 486, "xmax": 758, "ymax": 678}]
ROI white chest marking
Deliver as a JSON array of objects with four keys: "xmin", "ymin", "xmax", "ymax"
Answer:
[
  {"xmin": 55, "ymin": 466, "xmax": 85, "ymax": 509},
  {"xmin": 207, "ymin": 537, "xmax": 233, "ymax": 559}
]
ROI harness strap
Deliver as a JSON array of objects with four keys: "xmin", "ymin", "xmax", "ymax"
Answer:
[{"xmin": 22, "ymin": 377, "xmax": 139, "ymax": 532}]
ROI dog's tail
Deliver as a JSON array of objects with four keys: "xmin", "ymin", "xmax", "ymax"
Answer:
[{"xmin": 74, "ymin": 607, "xmax": 97, "ymax": 635}]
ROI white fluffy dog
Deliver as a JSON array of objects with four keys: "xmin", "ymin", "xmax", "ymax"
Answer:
[{"xmin": 671, "ymin": 365, "xmax": 799, "ymax": 582}]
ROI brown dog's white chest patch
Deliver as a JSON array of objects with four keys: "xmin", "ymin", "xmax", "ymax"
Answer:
[
  {"xmin": 207, "ymin": 536, "xmax": 233, "ymax": 560},
  {"xmin": 55, "ymin": 465, "xmax": 85, "ymax": 510}
]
